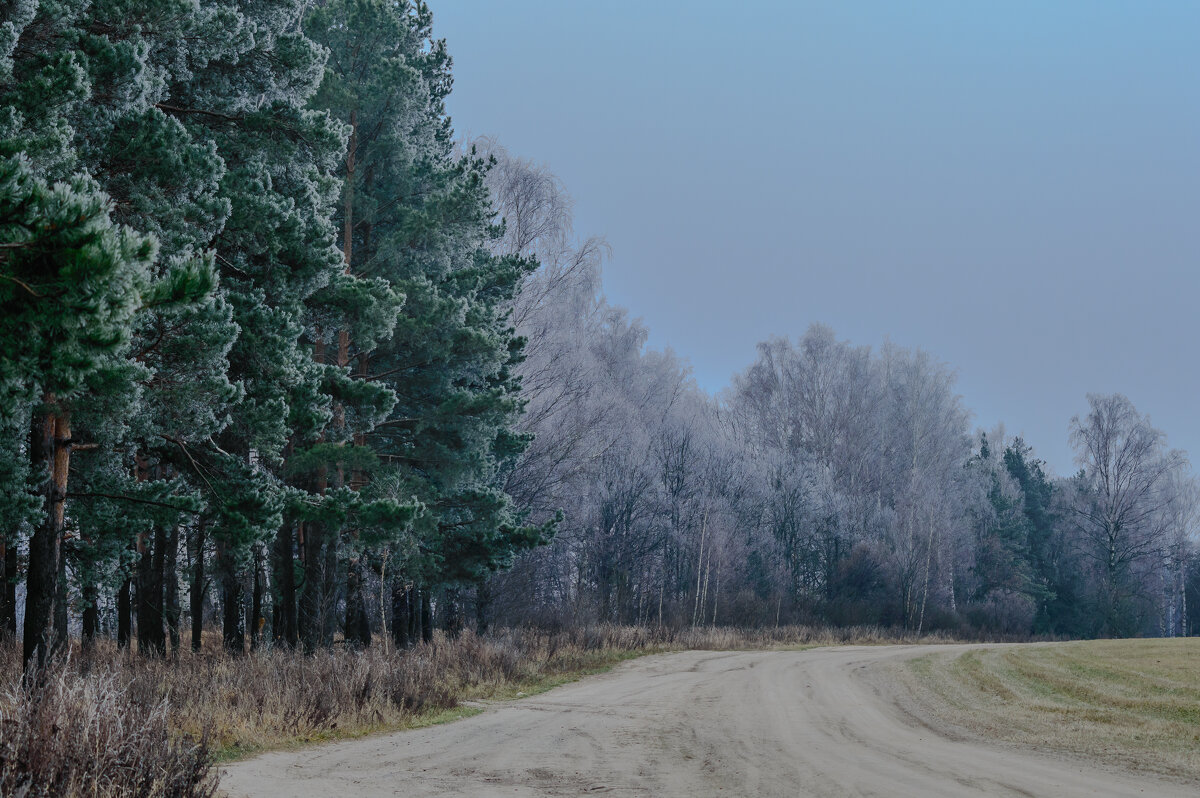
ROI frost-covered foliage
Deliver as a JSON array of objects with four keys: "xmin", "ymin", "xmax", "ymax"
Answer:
[
  {"xmin": 0, "ymin": 0, "xmax": 535, "ymax": 670},
  {"xmin": 475, "ymin": 146, "xmax": 1198, "ymax": 638}
]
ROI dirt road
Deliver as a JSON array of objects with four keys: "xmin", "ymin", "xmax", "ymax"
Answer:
[{"xmin": 220, "ymin": 645, "xmax": 1194, "ymax": 797}]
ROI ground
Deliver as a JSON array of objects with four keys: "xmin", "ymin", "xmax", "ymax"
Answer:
[{"xmin": 219, "ymin": 643, "xmax": 1200, "ymax": 797}]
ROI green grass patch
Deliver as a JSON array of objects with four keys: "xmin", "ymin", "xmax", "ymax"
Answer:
[{"xmin": 903, "ymin": 638, "xmax": 1200, "ymax": 780}]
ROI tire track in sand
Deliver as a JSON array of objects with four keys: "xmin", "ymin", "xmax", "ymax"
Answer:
[{"xmin": 220, "ymin": 644, "xmax": 1195, "ymax": 797}]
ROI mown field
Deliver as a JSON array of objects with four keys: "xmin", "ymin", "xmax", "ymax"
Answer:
[{"xmin": 899, "ymin": 639, "xmax": 1200, "ymax": 779}]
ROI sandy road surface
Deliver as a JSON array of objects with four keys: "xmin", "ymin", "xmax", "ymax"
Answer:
[{"xmin": 220, "ymin": 645, "xmax": 1194, "ymax": 797}]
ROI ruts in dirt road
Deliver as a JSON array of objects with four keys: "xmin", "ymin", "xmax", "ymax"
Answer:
[{"xmin": 221, "ymin": 644, "xmax": 1194, "ymax": 797}]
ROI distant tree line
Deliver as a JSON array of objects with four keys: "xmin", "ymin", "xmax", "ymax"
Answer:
[
  {"xmin": 479, "ymin": 144, "xmax": 1199, "ymax": 640},
  {"xmin": 1, "ymin": 1, "xmax": 1195, "ymax": 676}
]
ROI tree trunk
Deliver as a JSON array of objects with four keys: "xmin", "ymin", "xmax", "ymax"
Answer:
[
  {"xmin": 117, "ymin": 576, "xmax": 132, "ymax": 650},
  {"xmin": 1, "ymin": 538, "xmax": 16, "ymax": 639},
  {"xmin": 378, "ymin": 554, "xmax": 388, "ymax": 653},
  {"xmin": 81, "ymin": 580, "xmax": 98, "ymax": 651},
  {"xmin": 475, "ymin": 580, "xmax": 491, "ymax": 635},
  {"xmin": 165, "ymin": 526, "xmax": 180, "ymax": 655},
  {"xmin": 442, "ymin": 586, "xmax": 462, "ymax": 639},
  {"xmin": 344, "ymin": 557, "xmax": 371, "ymax": 648},
  {"xmin": 0, "ymin": 539, "xmax": 7, "ymax": 640},
  {"xmin": 321, "ymin": 522, "xmax": 339, "ymax": 647},
  {"xmin": 391, "ymin": 581, "xmax": 410, "ymax": 649},
  {"xmin": 711, "ymin": 555, "xmax": 722, "ymax": 627},
  {"xmin": 917, "ymin": 519, "xmax": 936, "ymax": 634},
  {"xmin": 299, "ymin": 519, "xmax": 322, "ymax": 653},
  {"xmin": 692, "ymin": 509, "xmax": 707, "ymax": 627},
  {"xmin": 137, "ymin": 525, "xmax": 167, "ymax": 657},
  {"xmin": 150, "ymin": 525, "xmax": 167, "ymax": 654},
  {"xmin": 1181, "ymin": 553, "xmax": 1189, "ymax": 636},
  {"xmin": 248, "ymin": 544, "xmax": 263, "ymax": 650},
  {"xmin": 420, "ymin": 588, "xmax": 433, "ymax": 644},
  {"xmin": 343, "ymin": 110, "xmax": 355, "ymax": 267},
  {"xmin": 136, "ymin": 532, "xmax": 152, "ymax": 652},
  {"xmin": 191, "ymin": 519, "xmax": 206, "ymax": 652},
  {"xmin": 274, "ymin": 523, "xmax": 297, "ymax": 647},
  {"xmin": 217, "ymin": 541, "xmax": 244, "ymax": 655},
  {"xmin": 53, "ymin": 547, "xmax": 67, "ymax": 651},
  {"xmin": 299, "ymin": 452, "xmax": 333, "ymax": 650},
  {"xmin": 23, "ymin": 402, "xmax": 70, "ymax": 672}
]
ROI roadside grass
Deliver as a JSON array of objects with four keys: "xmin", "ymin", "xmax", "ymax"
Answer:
[
  {"xmin": 899, "ymin": 639, "xmax": 1200, "ymax": 780},
  {"xmin": 191, "ymin": 622, "xmax": 940, "ymax": 759}
]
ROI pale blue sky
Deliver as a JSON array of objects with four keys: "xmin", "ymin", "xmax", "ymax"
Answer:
[{"xmin": 434, "ymin": 1, "xmax": 1200, "ymax": 475}]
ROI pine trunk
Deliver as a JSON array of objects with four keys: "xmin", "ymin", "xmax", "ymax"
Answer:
[
  {"xmin": 23, "ymin": 401, "xmax": 70, "ymax": 672},
  {"xmin": 165, "ymin": 526, "xmax": 180, "ymax": 655},
  {"xmin": 117, "ymin": 576, "xmax": 132, "ymax": 649},
  {"xmin": 191, "ymin": 519, "xmax": 206, "ymax": 651},
  {"xmin": 217, "ymin": 540, "xmax": 244, "ymax": 654},
  {"xmin": 391, "ymin": 582, "xmax": 410, "ymax": 648},
  {"xmin": 408, "ymin": 586, "xmax": 420, "ymax": 643},
  {"xmin": 249, "ymin": 545, "xmax": 263, "ymax": 651},
  {"xmin": 475, "ymin": 581, "xmax": 491, "ymax": 635},
  {"xmin": 1, "ymin": 539, "xmax": 16, "ymax": 639},
  {"xmin": 137, "ymin": 526, "xmax": 167, "ymax": 656},
  {"xmin": 345, "ymin": 557, "xmax": 371, "ymax": 648},
  {"xmin": 420, "ymin": 588, "xmax": 433, "ymax": 643},
  {"xmin": 274, "ymin": 523, "xmax": 298, "ymax": 647},
  {"xmin": 81, "ymin": 581, "xmax": 99, "ymax": 651},
  {"xmin": 54, "ymin": 550, "xmax": 67, "ymax": 651},
  {"xmin": 299, "ymin": 520, "xmax": 323, "ymax": 653},
  {"xmin": 442, "ymin": 586, "xmax": 462, "ymax": 639},
  {"xmin": 321, "ymin": 526, "xmax": 339, "ymax": 646}
]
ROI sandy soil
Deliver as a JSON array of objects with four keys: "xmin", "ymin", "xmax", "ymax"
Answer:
[{"xmin": 219, "ymin": 644, "xmax": 1196, "ymax": 797}]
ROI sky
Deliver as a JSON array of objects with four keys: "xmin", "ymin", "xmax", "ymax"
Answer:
[{"xmin": 433, "ymin": 1, "xmax": 1200, "ymax": 476}]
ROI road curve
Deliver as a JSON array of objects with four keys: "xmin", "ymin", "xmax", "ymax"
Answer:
[{"xmin": 220, "ymin": 644, "xmax": 1194, "ymax": 797}]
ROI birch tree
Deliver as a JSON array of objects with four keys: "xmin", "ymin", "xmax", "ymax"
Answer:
[{"xmin": 1069, "ymin": 393, "xmax": 1188, "ymax": 635}]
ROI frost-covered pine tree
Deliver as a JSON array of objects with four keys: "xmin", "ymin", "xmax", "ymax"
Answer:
[
  {"xmin": 304, "ymin": 0, "xmax": 544, "ymax": 645},
  {"xmin": 0, "ymin": 156, "xmax": 155, "ymax": 670}
]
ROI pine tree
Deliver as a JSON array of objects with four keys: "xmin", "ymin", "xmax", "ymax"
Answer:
[
  {"xmin": 304, "ymin": 0, "xmax": 546, "ymax": 644},
  {"xmin": 0, "ymin": 155, "xmax": 155, "ymax": 670},
  {"xmin": 151, "ymin": 0, "xmax": 409, "ymax": 652}
]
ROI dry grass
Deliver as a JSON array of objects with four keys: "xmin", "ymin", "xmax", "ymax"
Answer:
[
  {"xmin": 157, "ymin": 623, "xmax": 949, "ymax": 759},
  {"xmin": 0, "ymin": 622, "xmax": 957, "ymax": 794},
  {"xmin": 0, "ymin": 663, "xmax": 217, "ymax": 797},
  {"xmin": 898, "ymin": 638, "xmax": 1200, "ymax": 780}
]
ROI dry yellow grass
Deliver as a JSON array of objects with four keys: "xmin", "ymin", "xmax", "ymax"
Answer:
[{"xmin": 898, "ymin": 639, "xmax": 1200, "ymax": 779}]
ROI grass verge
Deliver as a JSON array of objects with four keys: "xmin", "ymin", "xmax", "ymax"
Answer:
[{"xmin": 897, "ymin": 639, "xmax": 1200, "ymax": 780}]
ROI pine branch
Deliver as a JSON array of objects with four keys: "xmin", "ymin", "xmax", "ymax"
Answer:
[
  {"xmin": 0, "ymin": 273, "xmax": 44, "ymax": 297},
  {"xmin": 155, "ymin": 103, "xmax": 242, "ymax": 122},
  {"xmin": 67, "ymin": 492, "xmax": 201, "ymax": 515}
]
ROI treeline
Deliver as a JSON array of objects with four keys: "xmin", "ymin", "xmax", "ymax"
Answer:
[
  {"xmin": 2, "ymin": 0, "xmax": 1196, "ymax": 677},
  {"xmin": 479, "ymin": 145, "xmax": 1199, "ymax": 640}
]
